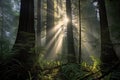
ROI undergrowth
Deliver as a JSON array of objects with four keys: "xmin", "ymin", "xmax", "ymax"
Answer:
[{"xmin": 0, "ymin": 51, "xmax": 120, "ymax": 80}]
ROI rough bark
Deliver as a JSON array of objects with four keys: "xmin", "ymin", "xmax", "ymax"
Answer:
[{"xmin": 12, "ymin": 0, "xmax": 35, "ymax": 68}]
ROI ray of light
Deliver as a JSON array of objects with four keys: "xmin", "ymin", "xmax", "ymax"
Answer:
[
  {"xmin": 46, "ymin": 26, "xmax": 62, "ymax": 50},
  {"xmin": 49, "ymin": 33, "xmax": 64, "ymax": 59},
  {"xmin": 45, "ymin": 18, "xmax": 65, "ymax": 49},
  {"xmin": 43, "ymin": 0, "xmax": 70, "ymax": 59}
]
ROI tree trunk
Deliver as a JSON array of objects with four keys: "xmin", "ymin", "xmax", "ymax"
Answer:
[
  {"xmin": 46, "ymin": 0, "xmax": 54, "ymax": 58},
  {"xmin": 66, "ymin": 0, "xmax": 76, "ymax": 62},
  {"xmin": 12, "ymin": 0, "xmax": 35, "ymax": 68},
  {"xmin": 79, "ymin": 0, "xmax": 81, "ymax": 64},
  {"xmin": 18, "ymin": 0, "xmax": 34, "ymax": 33},
  {"xmin": 98, "ymin": 0, "xmax": 119, "ymax": 69},
  {"xmin": 36, "ymin": 0, "xmax": 42, "ymax": 53}
]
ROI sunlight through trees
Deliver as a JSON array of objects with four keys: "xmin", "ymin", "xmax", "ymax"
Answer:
[{"xmin": 0, "ymin": 0, "xmax": 120, "ymax": 80}]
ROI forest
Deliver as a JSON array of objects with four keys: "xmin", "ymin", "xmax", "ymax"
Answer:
[{"xmin": 0, "ymin": 0, "xmax": 120, "ymax": 80}]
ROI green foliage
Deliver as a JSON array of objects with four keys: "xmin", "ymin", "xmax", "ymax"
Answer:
[
  {"xmin": 81, "ymin": 56, "xmax": 100, "ymax": 73},
  {"xmin": 59, "ymin": 55, "xmax": 102, "ymax": 80},
  {"xmin": 60, "ymin": 63, "xmax": 83, "ymax": 80},
  {"xmin": 13, "ymin": 41, "xmax": 61, "ymax": 80},
  {"xmin": 1, "ymin": 39, "xmax": 119, "ymax": 80},
  {"xmin": 36, "ymin": 52, "xmax": 61, "ymax": 80},
  {"xmin": 90, "ymin": 56, "xmax": 101, "ymax": 72}
]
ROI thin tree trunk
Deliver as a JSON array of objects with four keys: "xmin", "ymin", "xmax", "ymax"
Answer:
[
  {"xmin": 79, "ymin": 0, "xmax": 81, "ymax": 64},
  {"xmin": 66, "ymin": 0, "xmax": 76, "ymax": 62},
  {"xmin": 36, "ymin": 0, "xmax": 42, "ymax": 53}
]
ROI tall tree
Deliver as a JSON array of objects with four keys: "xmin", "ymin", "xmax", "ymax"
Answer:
[
  {"xmin": 12, "ymin": 0, "xmax": 35, "ymax": 68},
  {"xmin": 0, "ymin": 0, "xmax": 36, "ymax": 80},
  {"xmin": 36, "ymin": 0, "xmax": 42, "ymax": 53},
  {"xmin": 66, "ymin": 0, "xmax": 76, "ymax": 62},
  {"xmin": 46, "ymin": 0, "xmax": 54, "ymax": 58},
  {"xmin": 98, "ymin": 0, "xmax": 119, "ymax": 69}
]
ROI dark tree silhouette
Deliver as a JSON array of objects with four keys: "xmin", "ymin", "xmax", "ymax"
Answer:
[
  {"xmin": 66, "ymin": 0, "xmax": 76, "ymax": 62},
  {"xmin": 12, "ymin": 0, "xmax": 35, "ymax": 68},
  {"xmin": 98, "ymin": 0, "xmax": 119, "ymax": 69}
]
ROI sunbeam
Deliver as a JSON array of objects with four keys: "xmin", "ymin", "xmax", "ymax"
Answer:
[{"xmin": 45, "ymin": 2, "xmax": 69, "ymax": 59}]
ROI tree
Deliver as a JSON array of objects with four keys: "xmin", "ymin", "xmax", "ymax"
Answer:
[
  {"xmin": 79, "ymin": 0, "xmax": 81, "ymax": 64},
  {"xmin": 66, "ymin": 0, "xmax": 76, "ymax": 62},
  {"xmin": 98, "ymin": 0, "xmax": 119, "ymax": 69},
  {"xmin": 36, "ymin": 0, "xmax": 42, "ymax": 53},
  {"xmin": 0, "ymin": 0, "xmax": 35, "ymax": 80},
  {"xmin": 12, "ymin": 0, "xmax": 35, "ymax": 68},
  {"xmin": 46, "ymin": 0, "xmax": 54, "ymax": 58}
]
